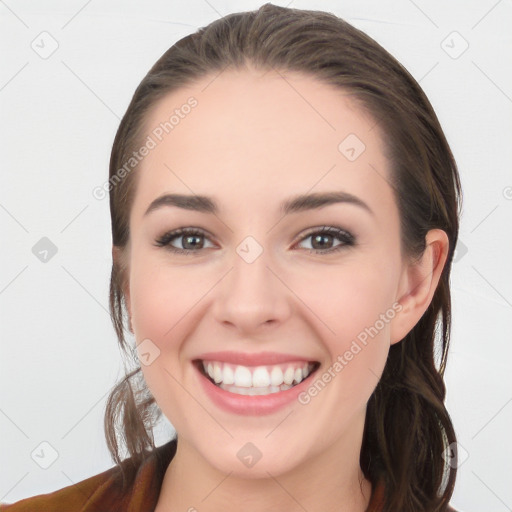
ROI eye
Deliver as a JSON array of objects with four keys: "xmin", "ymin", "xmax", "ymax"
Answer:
[
  {"xmin": 155, "ymin": 225, "xmax": 355, "ymax": 256},
  {"xmin": 154, "ymin": 228, "xmax": 215, "ymax": 255},
  {"xmin": 294, "ymin": 226, "xmax": 355, "ymax": 254}
]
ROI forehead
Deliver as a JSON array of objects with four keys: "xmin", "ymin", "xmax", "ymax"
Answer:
[{"xmin": 132, "ymin": 68, "xmax": 394, "ymax": 217}]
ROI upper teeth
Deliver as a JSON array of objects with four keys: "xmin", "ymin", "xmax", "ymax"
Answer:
[{"xmin": 202, "ymin": 361, "xmax": 314, "ymax": 388}]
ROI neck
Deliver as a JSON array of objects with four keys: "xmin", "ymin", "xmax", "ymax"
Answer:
[{"xmin": 156, "ymin": 422, "xmax": 372, "ymax": 512}]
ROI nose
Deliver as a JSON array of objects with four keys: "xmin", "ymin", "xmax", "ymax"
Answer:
[{"xmin": 212, "ymin": 244, "xmax": 292, "ymax": 334}]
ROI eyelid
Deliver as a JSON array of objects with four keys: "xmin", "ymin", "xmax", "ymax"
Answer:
[{"xmin": 293, "ymin": 225, "xmax": 353, "ymax": 243}]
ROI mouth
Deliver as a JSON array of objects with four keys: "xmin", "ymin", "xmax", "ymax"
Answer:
[{"xmin": 193, "ymin": 359, "xmax": 321, "ymax": 396}]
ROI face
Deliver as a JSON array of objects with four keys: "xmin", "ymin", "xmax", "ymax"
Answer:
[{"xmin": 120, "ymin": 67, "xmax": 414, "ymax": 478}]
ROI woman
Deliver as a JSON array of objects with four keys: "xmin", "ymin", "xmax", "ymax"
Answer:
[{"xmin": 1, "ymin": 3, "xmax": 461, "ymax": 511}]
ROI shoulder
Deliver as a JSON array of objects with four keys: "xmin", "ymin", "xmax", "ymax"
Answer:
[
  {"xmin": 0, "ymin": 439, "xmax": 177, "ymax": 512},
  {"xmin": 0, "ymin": 464, "xmax": 122, "ymax": 512}
]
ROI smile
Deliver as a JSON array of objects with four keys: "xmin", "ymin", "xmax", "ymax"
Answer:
[{"xmin": 197, "ymin": 360, "xmax": 320, "ymax": 396}]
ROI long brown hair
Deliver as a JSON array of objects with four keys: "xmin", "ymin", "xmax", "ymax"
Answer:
[{"xmin": 104, "ymin": 4, "xmax": 462, "ymax": 510}]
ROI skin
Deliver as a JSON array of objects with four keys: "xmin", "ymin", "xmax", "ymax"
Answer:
[{"xmin": 114, "ymin": 66, "xmax": 448, "ymax": 512}]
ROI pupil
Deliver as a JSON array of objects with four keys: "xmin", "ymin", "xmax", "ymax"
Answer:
[
  {"xmin": 312, "ymin": 234, "xmax": 331, "ymax": 249},
  {"xmin": 184, "ymin": 235, "xmax": 202, "ymax": 249}
]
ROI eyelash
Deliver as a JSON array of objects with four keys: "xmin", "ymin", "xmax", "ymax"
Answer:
[{"xmin": 154, "ymin": 226, "xmax": 355, "ymax": 255}]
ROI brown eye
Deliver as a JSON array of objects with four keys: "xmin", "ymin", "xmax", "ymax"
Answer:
[
  {"xmin": 180, "ymin": 233, "xmax": 205, "ymax": 250},
  {"xmin": 296, "ymin": 226, "xmax": 355, "ymax": 254},
  {"xmin": 155, "ymin": 228, "xmax": 214, "ymax": 254}
]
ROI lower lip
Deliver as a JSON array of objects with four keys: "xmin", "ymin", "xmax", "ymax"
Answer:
[{"xmin": 194, "ymin": 362, "xmax": 318, "ymax": 415}]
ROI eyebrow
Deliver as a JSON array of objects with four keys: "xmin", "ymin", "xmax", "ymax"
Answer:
[{"xmin": 144, "ymin": 191, "xmax": 374, "ymax": 217}]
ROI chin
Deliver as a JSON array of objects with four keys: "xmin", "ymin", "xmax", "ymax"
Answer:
[{"xmin": 195, "ymin": 437, "xmax": 307, "ymax": 479}]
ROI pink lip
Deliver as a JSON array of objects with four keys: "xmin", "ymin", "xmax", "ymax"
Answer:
[
  {"xmin": 193, "ymin": 358, "xmax": 320, "ymax": 416},
  {"xmin": 194, "ymin": 351, "xmax": 317, "ymax": 366}
]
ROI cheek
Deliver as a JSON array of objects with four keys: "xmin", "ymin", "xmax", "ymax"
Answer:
[
  {"xmin": 294, "ymin": 259, "xmax": 397, "ymax": 397},
  {"xmin": 127, "ymin": 256, "xmax": 200, "ymax": 416},
  {"xmin": 129, "ymin": 253, "xmax": 210, "ymax": 340},
  {"xmin": 294, "ymin": 266, "xmax": 394, "ymax": 432},
  {"xmin": 295, "ymin": 258, "xmax": 399, "ymax": 343}
]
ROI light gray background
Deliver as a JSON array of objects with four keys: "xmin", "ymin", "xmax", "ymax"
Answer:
[{"xmin": 1, "ymin": 1, "xmax": 511, "ymax": 510}]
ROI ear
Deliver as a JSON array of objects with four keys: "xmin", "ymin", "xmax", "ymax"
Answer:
[
  {"xmin": 390, "ymin": 229, "xmax": 449, "ymax": 345},
  {"xmin": 112, "ymin": 245, "xmax": 133, "ymax": 332}
]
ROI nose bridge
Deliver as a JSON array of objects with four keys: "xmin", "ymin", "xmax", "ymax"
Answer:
[{"xmin": 214, "ymin": 234, "xmax": 289, "ymax": 329}]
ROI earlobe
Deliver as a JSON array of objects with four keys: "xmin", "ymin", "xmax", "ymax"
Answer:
[{"xmin": 390, "ymin": 229, "xmax": 449, "ymax": 345}]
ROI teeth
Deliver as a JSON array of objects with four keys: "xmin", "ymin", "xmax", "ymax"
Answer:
[
  {"xmin": 213, "ymin": 364, "xmax": 223, "ymax": 384},
  {"xmin": 270, "ymin": 366, "xmax": 284, "ymax": 386},
  {"xmin": 252, "ymin": 366, "xmax": 271, "ymax": 387},
  {"xmin": 201, "ymin": 360, "xmax": 316, "ymax": 392},
  {"xmin": 219, "ymin": 383, "xmax": 294, "ymax": 395},
  {"xmin": 233, "ymin": 365, "xmax": 252, "ymax": 387},
  {"xmin": 223, "ymin": 364, "xmax": 234, "ymax": 385},
  {"xmin": 283, "ymin": 367, "xmax": 295, "ymax": 385}
]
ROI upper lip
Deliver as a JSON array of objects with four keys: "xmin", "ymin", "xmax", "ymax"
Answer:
[{"xmin": 194, "ymin": 351, "xmax": 318, "ymax": 366}]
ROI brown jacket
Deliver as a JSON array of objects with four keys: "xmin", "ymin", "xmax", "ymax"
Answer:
[{"xmin": 1, "ymin": 440, "xmax": 457, "ymax": 511}]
